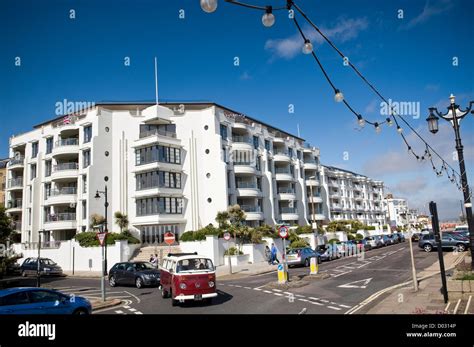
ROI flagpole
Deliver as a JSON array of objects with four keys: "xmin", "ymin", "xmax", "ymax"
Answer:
[{"xmin": 154, "ymin": 57, "xmax": 159, "ymax": 105}]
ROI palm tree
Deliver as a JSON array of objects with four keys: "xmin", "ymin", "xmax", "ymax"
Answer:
[
  {"xmin": 215, "ymin": 211, "xmax": 230, "ymax": 230},
  {"xmin": 114, "ymin": 212, "xmax": 129, "ymax": 233},
  {"xmin": 89, "ymin": 214, "xmax": 105, "ymax": 230}
]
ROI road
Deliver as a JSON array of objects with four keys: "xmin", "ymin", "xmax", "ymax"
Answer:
[{"xmin": 25, "ymin": 241, "xmax": 442, "ymax": 314}]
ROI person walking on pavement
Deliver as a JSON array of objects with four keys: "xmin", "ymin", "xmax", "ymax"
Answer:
[
  {"xmin": 265, "ymin": 245, "xmax": 271, "ymax": 265},
  {"xmin": 271, "ymin": 243, "xmax": 279, "ymax": 265}
]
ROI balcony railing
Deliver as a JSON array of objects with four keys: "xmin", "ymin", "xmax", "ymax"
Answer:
[
  {"xmin": 7, "ymin": 199, "xmax": 22, "ymax": 209},
  {"xmin": 55, "ymin": 138, "xmax": 79, "ymax": 147},
  {"xmin": 278, "ymin": 188, "xmax": 295, "ymax": 194},
  {"xmin": 139, "ymin": 129, "xmax": 177, "ymax": 139},
  {"xmin": 236, "ymin": 182, "xmax": 257, "ymax": 189},
  {"xmin": 234, "ymin": 161, "xmax": 253, "ymax": 166},
  {"xmin": 50, "ymin": 187, "xmax": 77, "ymax": 196},
  {"xmin": 240, "ymin": 205, "xmax": 262, "ymax": 213},
  {"xmin": 7, "ymin": 178, "xmax": 23, "ymax": 188},
  {"xmin": 232, "ymin": 135, "xmax": 252, "ymax": 144},
  {"xmin": 275, "ymin": 168, "xmax": 291, "ymax": 174},
  {"xmin": 53, "ymin": 163, "xmax": 79, "ymax": 171},
  {"xmin": 45, "ymin": 213, "xmax": 76, "ymax": 222},
  {"xmin": 22, "ymin": 241, "xmax": 62, "ymax": 250},
  {"xmin": 280, "ymin": 207, "xmax": 297, "ymax": 214},
  {"xmin": 273, "ymin": 150, "xmax": 289, "ymax": 156},
  {"xmin": 304, "ymin": 158, "xmax": 317, "ymax": 164},
  {"xmin": 8, "ymin": 156, "xmax": 25, "ymax": 166}
]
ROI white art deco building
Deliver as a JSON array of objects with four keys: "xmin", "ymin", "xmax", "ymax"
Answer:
[{"xmin": 5, "ymin": 102, "xmax": 330, "ymax": 245}]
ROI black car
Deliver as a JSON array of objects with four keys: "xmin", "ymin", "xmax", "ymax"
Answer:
[
  {"xmin": 20, "ymin": 258, "xmax": 63, "ymax": 277},
  {"xmin": 108, "ymin": 262, "xmax": 160, "ymax": 289}
]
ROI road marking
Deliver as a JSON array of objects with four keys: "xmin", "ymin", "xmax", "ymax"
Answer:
[
  {"xmin": 339, "ymin": 278, "xmax": 373, "ymax": 289},
  {"xmin": 123, "ymin": 305, "xmax": 131, "ymax": 309},
  {"xmin": 244, "ymin": 287, "xmax": 252, "ymax": 290},
  {"xmin": 124, "ymin": 291, "xmax": 141, "ymax": 304},
  {"xmin": 263, "ymin": 290, "xmax": 272, "ymax": 294},
  {"xmin": 295, "ymin": 294, "xmax": 305, "ymax": 298},
  {"xmin": 464, "ymin": 296, "xmax": 472, "ymax": 315},
  {"xmin": 253, "ymin": 288, "xmax": 262, "ymax": 291},
  {"xmin": 319, "ymin": 299, "xmax": 329, "ymax": 303},
  {"xmin": 338, "ymin": 304, "xmax": 351, "ymax": 308},
  {"xmin": 273, "ymin": 293, "xmax": 283, "ymax": 296},
  {"xmin": 128, "ymin": 308, "xmax": 137, "ymax": 312},
  {"xmin": 134, "ymin": 312, "xmax": 143, "ymax": 315},
  {"xmin": 332, "ymin": 271, "xmax": 352, "ymax": 278},
  {"xmin": 309, "ymin": 297, "xmax": 319, "ymax": 301},
  {"xmin": 234, "ymin": 285, "xmax": 242, "ymax": 288},
  {"xmin": 298, "ymin": 299, "xmax": 308, "ymax": 302},
  {"xmin": 309, "ymin": 301, "xmax": 323, "ymax": 306},
  {"xmin": 115, "ymin": 310, "xmax": 124, "ymax": 314},
  {"xmin": 272, "ymin": 289, "xmax": 283, "ymax": 292},
  {"xmin": 453, "ymin": 299, "xmax": 462, "ymax": 314},
  {"xmin": 327, "ymin": 306, "xmax": 342, "ymax": 311}
]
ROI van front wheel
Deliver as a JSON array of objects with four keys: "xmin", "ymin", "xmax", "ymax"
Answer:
[{"xmin": 161, "ymin": 288, "xmax": 169, "ymax": 298}]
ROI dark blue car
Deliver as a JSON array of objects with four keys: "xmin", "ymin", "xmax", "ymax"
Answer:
[{"xmin": 0, "ymin": 288, "xmax": 92, "ymax": 315}]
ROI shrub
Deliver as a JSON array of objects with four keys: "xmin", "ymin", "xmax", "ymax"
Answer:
[
  {"xmin": 347, "ymin": 233, "xmax": 355, "ymax": 241},
  {"xmin": 365, "ymin": 226, "xmax": 376, "ymax": 231},
  {"xmin": 295, "ymin": 225, "xmax": 313, "ymax": 234},
  {"xmin": 75, "ymin": 231, "xmax": 140, "ymax": 247},
  {"xmin": 328, "ymin": 238, "xmax": 340, "ymax": 244},
  {"xmin": 289, "ymin": 239, "xmax": 309, "ymax": 248},
  {"xmin": 179, "ymin": 225, "xmax": 221, "ymax": 242},
  {"xmin": 224, "ymin": 247, "xmax": 243, "ymax": 256},
  {"xmin": 355, "ymin": 233, "xmax": 364, "ymax": 240}
]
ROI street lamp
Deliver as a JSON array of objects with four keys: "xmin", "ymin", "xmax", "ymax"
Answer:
[
  {"xmin": 95, "ymin": 185, "xmax": 109, "ymax": 275},
  {"xmin": 36, "ymin": 229, "xmax": 47, "ymax": 287},
  {"xmin": 427, "ymin": 94, "xmax": 474, "ymax": 270}
]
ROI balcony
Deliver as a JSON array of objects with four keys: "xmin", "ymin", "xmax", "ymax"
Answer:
[
  {"xmin": 233, "ymin": 162, "xmax": 257, "ymax": 175},
  {"xmin": 241, "ymin": 205, "xmax": 264, "ymax": 221},
  {"xmin": 353, "ymin": 185, "xmax": 362, "ymax": 191},
  {"xmin": 8, "ymin": 156, "xmax": 25, "ymax": 170},
  {"xmin": 354, "ymin": 195, "xmax": 363, "ymax": 200},
  {"xmin": 309, "ymin": 213, "xmax": 326, "ymax": 221},
  {"xmin": 303, "ymin": 161, "xmax": 319, "ymax": 170},
  {"xmin": 280, "ymin": 207, "xmax": 299, "ymax": 220},
  {"xmin": 235, "ymin": 182, "xmax": 261, "ymax": 197},
  {"xmin": 6, "ymin": 199, "xmax": 23, "ymax": 212},
  {"xmin": 330, "ymin": 205, "xmax": 342, "ymax": 212},
  {"xmin": 275, "ymin": 168, "xmax": 294, "ymax": 181},
  {"xmin": 277, "ymin": 188, "xmax": 296, "ymax": 201},
  {"xmin": 273, "ymin": 151, "xmax": 291, "ymax": 163},
  {"xmin": 51, "ymin": 163, "xmax": 79, "ymax": 181},
  {"xmin": 328, "ymin": 180, "xmax": 339, "ymax": 187},
  {"xmin": 7, "ymin": 177, "xmax": 23, "ymax": 190},
  {"xmin": 329, "ymin": 192, "xmax": 340, "ymax": 198},
  {"xmin": 139, "ymin": 128, "xmax": 177, "ymax": 139},
  {"xmin": 45, "ymin": 187, "xmax": 78, "ymax": 205},
  {"xmin": 307, "ymin": 195, "xmax": 323, "ymax": 203},
  {"xmin": 44, "ymin": 213, "xmax": 77, "ymax": 230},
  {"xmin": 53, "ymin": 139, "xmax": 79, "ymax": 156},
  {"xmin": 305, "ymin": 178, "xmax": 319, "ymax": 186},
  {"xmin": 231, "ymin": 135, "xmax": 253, "ymax": 151}
]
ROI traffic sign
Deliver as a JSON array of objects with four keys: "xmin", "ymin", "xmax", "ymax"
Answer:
[
  {"xmin": 97, "ymin": 232, "xmax": 107, "ymax": 246},
  {"xmin": 278, "ymin": 225, "xmax": 289, "ymax": 239},
  {"xmin": 223, "ymin": 232, "xmax": 231, "ymax": 241},
  {"xmin": 164, "ymin": 232, "xmax": 175, "ymax": 245}
]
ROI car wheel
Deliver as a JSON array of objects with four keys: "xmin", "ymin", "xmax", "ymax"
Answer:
[
  {"xmin": 161, "ymin": 287, "xmax": 169, "ymax": 298},
  {"xmin": 423, "ymin": 244, "xmax": 433, "ymax": 252},
  {"xmin": 304, "ymin": 258, "xmax": 310, "ymax": 267},
  {"xmin": 317, "ymin": 257, "xmax": 321, "ymax": 264},
  {"xmin": 73, "ymin": 308, "xmax": 89, "ymax": 315},
  {"xmin": 171, "ymin": 296, "xmax": 178, "ymax": 307},
  {"xmin": 21, "ymin": 271, "xmax": 27, "ymax": 277},
  {"xmin": 109, "ymin": 276, "xmax": 116, "ymax": 287},
  {"xmin": 135, "ymin": 277, "xmax": 143, "ymax": 289},
  {"xmin": 456, "ymin": 244, "xmax": 466, "ymax": 252}
]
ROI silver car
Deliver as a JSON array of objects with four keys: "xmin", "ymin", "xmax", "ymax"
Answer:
[{"xmin": 286, "ymin": 247, "xmax": 321, "ymax": 267}]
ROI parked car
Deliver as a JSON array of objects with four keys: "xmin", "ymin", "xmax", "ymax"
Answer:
[
  {"xmin": 388, "ymin": 234, "xmax": 401, "ymax": 244},
  {"xmin": 316, "ymin": 244, "xmax": 339, "ymax": 261},
  {"xmin": 20, "ymin": 258, "xmax": 63, "ymax": 277},
  {"xmin": 160, "ymin": 253, "xmax": 217, "ymax": 306},
  {"xmin": 0, "ymin": 287, "xmax": 91, "ymax": 314},
  {"xmin": 447, "ymin": 230, "xmax": 470, "ymax": 239},
  {"xmin": 355, "ymin": 239, "xmax": 372, "ymax": 252},
  {"xmin": 109, "ymin": 261, "xmax": 160, "ymax": 289},
  {"xmin": 364, "ymin": 236, "xmax": 381, "ymax": 249},
  {"xmin": 418, "ymin": 233, "xmax": 470, "ymax": 252},
  {"xmin": 411, "ymin": 232, "xmax": 421, "ymax": 242},
  {"xmin": 380, "ymin": 235, "xmax": 392, "ymax": 246},
  {"xmin": 396, "ymin": 232, "xmax": 405, "ymax": 242},
  {"xmin": 287, "ymin": 247, "xmax": 321, "ymax": 267}
]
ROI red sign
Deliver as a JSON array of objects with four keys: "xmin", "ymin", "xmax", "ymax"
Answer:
[
  {"xmin": 164, "ymin": 232, "xmax": 175, "ymax": 245},
  {"xmin": 97, "ymin": 232, "xmax": 107, "ymax": 246},
  {"xmin": 223, "ymin": 232, "xmax": 231, "ymax": 241},
  {"xmin": 278, "ymin": 225, "xmax": 289, "ymax": 239}
]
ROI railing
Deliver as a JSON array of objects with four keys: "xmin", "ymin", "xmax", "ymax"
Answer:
[
  {"xmin": 278, "ymin": 188, "xmax": 295, "ymax": 194},
  {"xmin": 50, "ymin": 187, "xmax": 77, "ymax": 196},
  {"xmin": 232, "ymin": 135, "xmax": 252, "ymax": 144},
  {"xmin": 53, "ymin": 163, "xmax": 79, "ymax": 171},
  {"xmin": 7, "ymin": 199, "xmax": 22, "ymax": 209},
  {"xmin": 8, "ymin": 156, "xmax": 25, "ymax": 166},
  {"xmin": 273, "ymin": 150, "xmax": 289, "ymax": 156},
  {"xmin": 275, "ymin": 168, "xmax": 291, "ymax": 174},
  {"xmin": 45, "ymin": 213, "xmax": 76, "ymax": 222},
  {"xmin": 236, "ymin": 182, "xmax": 257, "ymax": 189},
  {"xmin": 304, "ymin": 158, "xmax": 317, "ymax": 164},
  {"xmin": 139, "ymin": 128, "xmax": 177, "ymax": 139},
  {"xmin": 280, "ymin": 207, "xmax": 297, "ymax": 214},
  {"xmin": 55, "ymin": 138, "xmax": 79, "ymax": 147},
  {"xmin": 234, "ymin": 161, "xmax": 253, "ymax": 166},
  {"xmin": 8, "ymin": 178, "xmax": 23, "ymax": 188},
  {"xmin": 22, "ymin": 241, "xmax": 62, "ymax": 250},
  {"xmin": 240, "ymin": 205, "xmax": 262, "ymax": 213},
  {"xmin": 307, "ymin": 193, "xmax": 322, "ymax": 198}
]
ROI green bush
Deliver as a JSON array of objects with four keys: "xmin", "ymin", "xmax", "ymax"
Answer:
[
  {"xmin": 294, "ymin": 225, "xmax": 313, "ymax": 234},
  {"xmin": 347, "ymin": 233, "xmax": 355, "ymax": 241},
  {"xmin": 224, "ymin": 247, "xmax": 243, "ymax": 256},
  {"xmin": 179, "ymin": 225, "xmax": 221, "ymax": 242},
  {"xmin": 328, "ymin": 238, "xmax": 340, "ymax": 244},
  {"xmin": 75, "ymin": 231, "xmax": 140, "ymax": 247},
  {"xmin": 355, "ymin": 233, "xmax": 364, "ymax": 240},
  {"xmin": 365, "ymin": 226, "xmax": 376, "ymax": 231},
  {"xmin": 289, "ymin": 239, "xmax": 309, "ymax": 248}
]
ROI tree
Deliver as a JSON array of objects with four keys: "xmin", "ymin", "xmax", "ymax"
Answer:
[
  {"xmin": 114, "ymin": 211, "xmax": 129, "ymax": 233},
  {"xmin": 89, "ymin": 214, "xmax": 105, "ymax": 230},
  {"xmin": 0, "ymin": 207, "xmax": 16, "ymax": 277},
  {"xmin": 227, "ymin": 204, "xmax": 246, "ymax": 241},
  {"xmin": 215, "ymin": 211, "xmax": 230, "ymax": 230}
]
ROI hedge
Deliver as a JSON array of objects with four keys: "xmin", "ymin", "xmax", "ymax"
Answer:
[{"xmin": 75, "ymin": 231, "xmax": 140, "ymax": 247}]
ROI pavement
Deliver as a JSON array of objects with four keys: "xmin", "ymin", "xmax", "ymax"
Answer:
[{"xmin": 216, "ymin": 262, "xmax": 275, "ymax": 279}]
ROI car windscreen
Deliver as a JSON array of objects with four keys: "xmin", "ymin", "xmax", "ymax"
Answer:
[
  {"xmin": 287, "ymin": 249, "xmax": 301, "ymax": 255},
  {"xmin": 134, "ymin": 262, "xmax": 155, "ymax": 271},
  {"xmin": 41, "ymin": 259, "xmax": 57, "ymax": 266},
  {"xmin": 176, "ymin": 258, "xmax": 214, "ymax": 273}
]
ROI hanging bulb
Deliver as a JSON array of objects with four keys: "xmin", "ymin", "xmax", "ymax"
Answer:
[
  {"xmin": 357, "ymin": 114, "xmax": 365, "ymax": 127},
  {"xmin": 416, "ymin": 156, "xmax": 421, "ymax": 162},
  {"xmin": 396, "ymin": 126, "xmax": 403, "ymax": 134},
  {"xmin": 262, "ymin": 6, "xmax": 275, "ymax": 27},
  {"xmin": 302, "ymin": 39, "xmax": 313, "ymax": 55},
  {"xmin": 200, "ymin": 0, "xmax": 218, "ymax": 13},
  {"xmin": 386, "ymin": 117, "xmax": 393, "ymax": 126},
  {"xmin": 374, "ymin": 122, "xmax": 381, "ymax": 134},
  {"xmin": 407, "ymin": 146, "xmax": 412, "ymax": 153},
  {"xmin": 334, "ymin": 89, "xmax": 344, "ymax": 102}
]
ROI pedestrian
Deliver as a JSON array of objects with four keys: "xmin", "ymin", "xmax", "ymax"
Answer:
[
  {"xmin": 149, "ymin": 254, "xmax": 155, "ymax": 263},
  {"xmin": 154, "ymin": 254, "xmax": 159, "ymax": 268},
  {"xmin": 265, "ymin": 245, "xmax": 271, "ymax": 265},
  {"xmin": 271, "ymin": 243, "xmax": 279, "ymax": 265}
]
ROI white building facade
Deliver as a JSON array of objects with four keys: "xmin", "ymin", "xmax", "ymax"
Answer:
[
  {"xmin": 319, "ymin": 166, "xmax": 386, "ymax": 226},
  {"xmin": 383, "ymin": 197, "xmax": 409, "ymax": 228},
  {"xmin": 5, "ymin": 102, "xmax": 326, "ymax": 245}
]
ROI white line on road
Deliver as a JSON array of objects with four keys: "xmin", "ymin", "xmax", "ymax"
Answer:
[
  {"xmin": 298, "ymin": 308, "xmax": 307, "ymax": 314},
  {"xmin": 338, "ymin": 304, "xmax": 352, "ymax": 308},
  {"xmin": 134, "ymin": 312, "xmax": 143, "ymax": 315},
  {"xmin": 253, "ymin": 288, "xmax": 262, "ymax": 291},
  {"xmin": 244, "ymin": 287, "xmax": 252, "ymax": 290},
  {"xmin": 309, "ymin": 297, "xmax": 319, "ymax": 301},
  {"xmin": 263, "ymin": 290, "xmax": 272, "ymax": 294},
  {"xmin": 272, "ymin": 289, "xmax": 283, "ymax": 292},
  {"xmin": 298, "ymin": 299, "xmax": 308, "ymax": 302},
  {"xmin": 124, "ymin": 291, "xmax": 141, "ymax": 304},
  {"xmin": 295, "ymin": 294, "xmax": 305, "ymax": 298},
  {"xmin": 309, "ymin": 301, "xmax": 323, "ymax": 306},
  {"xmin": 128, "ymin": 308, "xmax": 137, "ymax": 312},
  {"xmin": 327, "ymin": 306, "xmax": 342, "ymax": 311},
  {"xmin": 273, "ymin": 293, "xmax": 283, "ymax": 296},
  {"xmin": 464, "ymin": 296, "xmax": 472, "ymax": 315},
  {"xmin": 332, "ymin": 271, "xmax": 352, "ymax": 278},
  {"xmin": 115, "ymin": 310, "xmax": 125, "ymax": 314},
  {"xmin": 319, "ymin": 299, "xmax": 329, "ymax": 303}
]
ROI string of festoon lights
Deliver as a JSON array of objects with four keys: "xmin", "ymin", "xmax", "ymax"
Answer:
[{"xmin": 199, "ymin": 0, "xmax": 464, "ymax": 189}]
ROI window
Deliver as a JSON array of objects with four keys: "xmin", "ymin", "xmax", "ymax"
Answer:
[
  {"xmin": 29, "ymin": 290, "xmax": 61, "ymax": 304},
  {"xmin": 253, "ymin": 136, "xmax": 259, "ymax": 149},
  {"xmin": 267, "ymin": 159, "xmax": 272, "ymax": 172},
  {"xmin": 297, "ymin": 150, "xmax": 302, "ymax": 160},
  {"xmin": 1, "ymin": 292, "xmax": 30, "ymax": 306},
  {"xmin": 45, "ymin": 160, "xmax": 52, "ymax": 177},
  {"xmin": 220, "ymin": 124, "xmax": 228, "ymax": 139},
  {"xmin": 30, "ymin": 164, "xmax": 37, "ymax": 180},
  {"xmin": 136, "ymin": 170, "xmax": 181, "ymax": 190},
  {"xmin": 83, "ymin": 150, "xmax": 91, "ymax": 168},
  {"xmin": 222, "ymin": 147, "xmax": 228, "ymax": 163},
  {"xmin": 139, "ymin": 124, "xmax": 176, "ymax": 138},
  {"xmin": 31, "ymin": 142, "xmax": 38, "ymax": 158},
  {"xmin": 44, "ymin": 183, "xmax": 51, "ymax": 200},
  {"xmin": 256, "ymin": 156, "xmax": 261, "ymax": 171},
  {"xmin": 82, "ymin": 175, "xmax": 87, "ymax": 193},
  {"xmin": 135, "ymin": 145, "xmax": 180, "ymax": 166},
  {"xmin": 257, "ymin": 177, "xmax": 262, "ymax": 190},
  {"xmin": 288, "ymin": 147, "xmax": 293, "ymax": 158},
  {"xmin": 46, "ymin": 138, "xmax": 53, "ymax": 154},
  {"xmin": 82, "ymin": 201, "xmax": 87, "ymax": 219},
  {"xmin": 84, "ymin": 125, "xmax": 92, "ymax": 143},
  {"xmin": 264, "ymin": 140, "xmax": 271, "ymax": 152},
  {"xmin": 136, "ymin": 197, "xmax": 184, "ymax": 216}
]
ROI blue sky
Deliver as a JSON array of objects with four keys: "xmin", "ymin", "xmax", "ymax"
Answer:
[{"xmin": 0, "ymin": 0, "xmax": 473, "ymax": 219}]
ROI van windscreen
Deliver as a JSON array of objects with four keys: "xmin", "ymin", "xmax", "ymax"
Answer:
[{"xmin": 176, "ymin": 258, "xmax": 214, "ymax": 273}]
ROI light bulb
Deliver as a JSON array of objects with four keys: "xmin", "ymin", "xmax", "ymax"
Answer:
[
  {"xmin": 302, "ymin": 40, "xmax": 313, "ymax": 54},
  {"xmin": 334, "ymin": 89, "xmax": 344, "ymax": 102},
  {"xmin": 262, "ymin": 7, "xmax": 275, "ymax": 27},
  {"xmin": 375, "ymin": 123, "xmax": 381, "ymax": 134},
  {"xmin": 357, "ymin": 115, "xmax": 365, "ymax": 127},
  {"xmin": 200, "ymin": 0, "xmax": 218, "ymax": 13},
  {"xmin": 397, "ymin": 126, "xmax": 403, "ymax": 134},
  {"xmin": 386, "ymin": 117, "xmax": 393, "ymax": 126}
]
